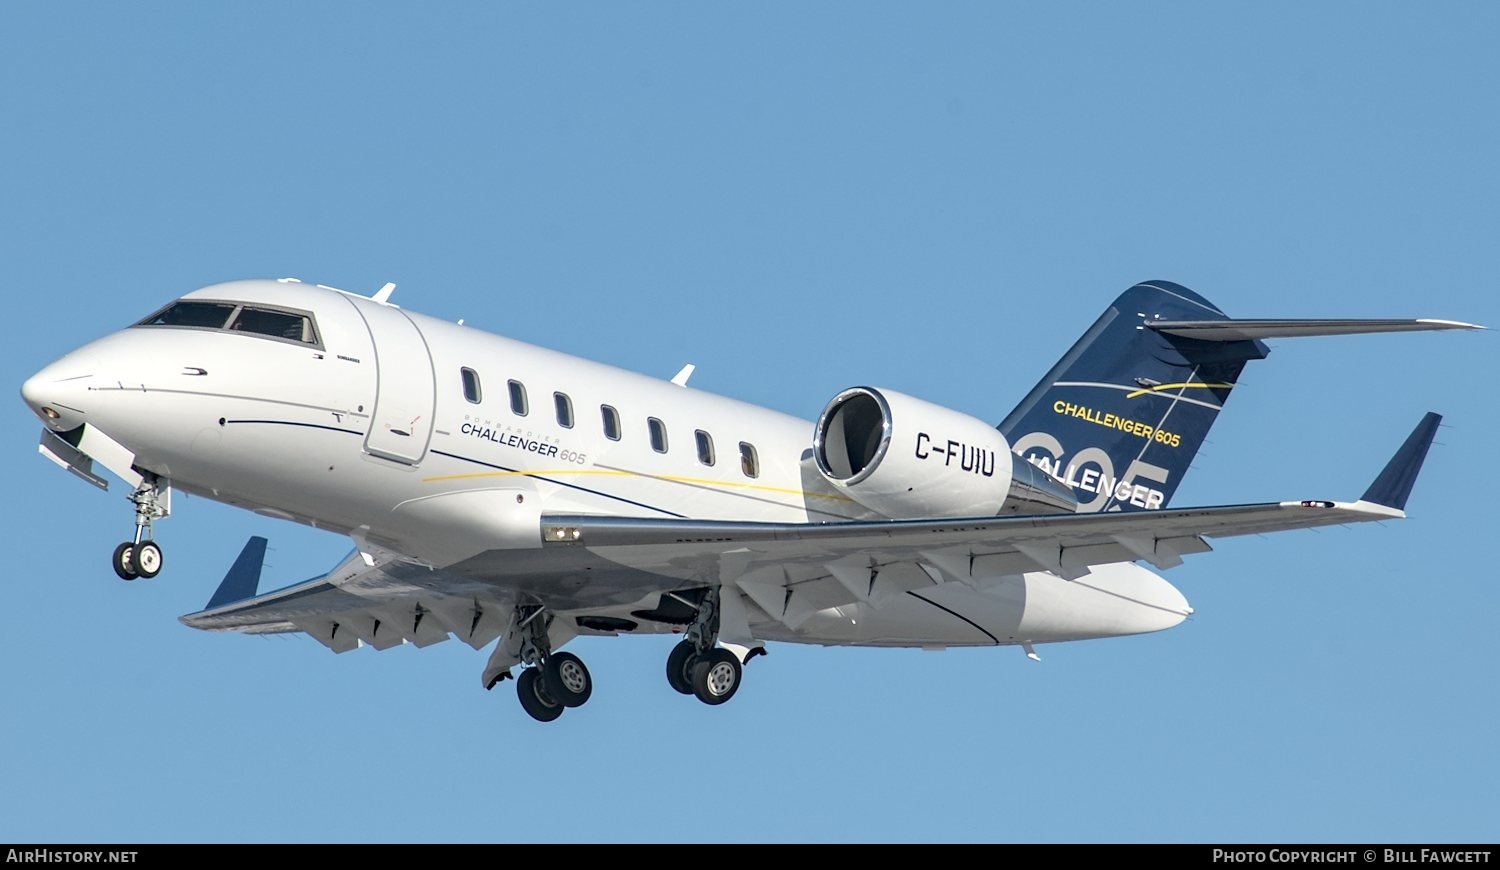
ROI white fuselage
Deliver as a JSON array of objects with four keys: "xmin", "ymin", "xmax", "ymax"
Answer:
[{"xmin": 22, "ymin": 280, "xmax": 1190, "ymax": 649}]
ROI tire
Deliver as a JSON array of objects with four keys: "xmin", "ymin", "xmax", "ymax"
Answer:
[
  {"xmin": 131, "ymin": 540, "xmax": 163, "ymax": 579},
  {"xmin": 665, "ymin": 640, "xmax": 697, "ymax": 695},
  {"xmin": 516, "ymin": 668, "xmax": 564, "ymax": 722},
  {"xmin": 691, "ymin": 648, "xmax": 742, "ymax": 706},
  {"xmin": 542, "ymin": 651, "xmax": 592, "ymax": 708},
  {"xmin": 112, "ymin": 543, "xmax": 138, "ymax": 581}
]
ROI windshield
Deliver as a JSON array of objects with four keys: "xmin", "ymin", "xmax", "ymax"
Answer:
[
  {"xmin": 135, "ymin": 299, "xmax": 321, "ymax": 348},
  {"xmin": 138, "ymin": 301, "xmax": 238, "ymax": 329},
  {"xmin": 228, "ymin": 306, "xmax": 315, "ymax": 343}
]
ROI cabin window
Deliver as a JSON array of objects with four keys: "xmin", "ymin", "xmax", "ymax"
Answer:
[
  {"xmin": 601, "ymin": 405, "xmax": 621, "ymax": 441},
  {"xmin": 460, "ymin": 368, "xmax": 482, "ymax": 404},
  {"xmin": 508, "ymin": 380, "xmax": 528, "ymax": 416},
  {"xmin": 695, "ymin": 430, "xmax": 715, "ymax": 466},
  {"xmin": 739, "ymin": 442, "xmax": 759, "ymax": 478},
  {"xmin": 229, "ymin": 306, "xmax": 317, "ymax": 344},
  {"xmin": 137, "ymin": 300, "xmax": 238, "ymax": 329},
  {"xmin": 648, "ymin": 417, "xmax": 668, "ymax": 454},
  {"xmin": 554, "ymin": 392, "xmax": 574, "ymax": 428}
]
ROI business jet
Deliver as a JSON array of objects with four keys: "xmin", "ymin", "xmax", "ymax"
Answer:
[{"xmin": 19, "ymin": 278, "xmax": 1478, "ymax": 722}]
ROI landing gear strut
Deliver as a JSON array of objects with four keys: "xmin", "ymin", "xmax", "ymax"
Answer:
[
  {"xmin": 665, "ymin": 588, "xmax": 745, "ymax": 706},
  {"xmin": 511, "ymin": 604, "xmax": 593, "ymax": 723},
  {"xmin": 112, "ymin": 476, "xmax": 168, "ymax": 581}
]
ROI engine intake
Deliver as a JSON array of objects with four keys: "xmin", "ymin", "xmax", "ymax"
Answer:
[{"xmin": 813, "ymin": 386, "xmax": 1076, "ymax": 519}]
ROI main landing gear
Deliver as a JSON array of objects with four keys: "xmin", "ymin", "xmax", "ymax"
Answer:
[
  {"xmin": 665, "ymin": 588, "xmax": 746, "ymax": 706},
  {"xmin": 111, "ymin": 476, "xmax": 168, "ymax": 581},
  {"xmin": 502, "ymin": 591, "xmax": 753, "ymax": 723},
  {"xmin": 511, "ymin": 605, "xmax": 595, "ymax": 723}
]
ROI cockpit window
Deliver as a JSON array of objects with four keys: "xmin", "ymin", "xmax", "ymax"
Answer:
[
  {"xmin": 135, "ymin": 299, "xmax": 321, "ymax": 348},
  {"xmin": 229, "ymin": 306, "xmax": 316, "ymax": 343},
  {"xmin": 138, "ymin": 301, "xmax": 238, "ymax": 329}
]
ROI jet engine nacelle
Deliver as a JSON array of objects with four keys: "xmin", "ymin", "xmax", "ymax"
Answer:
[{"xmin": 813, "ymin": 386, "xmax": 1077, "ymax": 519}]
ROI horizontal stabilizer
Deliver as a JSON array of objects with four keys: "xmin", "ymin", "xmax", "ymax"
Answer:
[
  {"xmin": 1361, "ymin": 412, "xmax": 1442, "ymax": 511},
  {"xmin": 205, "ymin": 537, "xmax": 268, "ymax": 609},
  {"xmin": 1145, "ymin": 318, "xmax": 1482, "ymax": 342}
]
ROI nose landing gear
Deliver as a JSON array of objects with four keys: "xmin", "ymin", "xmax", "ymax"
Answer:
[{"xmin": 111, "ymin": 476, "xmax": 168, "ymax": 581}]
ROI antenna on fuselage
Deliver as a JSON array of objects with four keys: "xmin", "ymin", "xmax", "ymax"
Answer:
[
  {"xmin": 372, "ymin": 282, "xmax": 397, "ymax": 304},
  {"xmin": 670, "ymin": 364, "xmax": 695, "ymax": 387}
]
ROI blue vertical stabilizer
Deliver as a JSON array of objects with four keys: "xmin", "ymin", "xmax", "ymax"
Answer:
[{"xmin": 998, "ymin": 281, "xmax": 1266, "ymax": 513}]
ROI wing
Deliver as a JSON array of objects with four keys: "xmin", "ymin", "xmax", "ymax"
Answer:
[
  {"xmin": 533, "ymin": 412, "xmax": 1440, "ymax": 627},
  {"xmin": 182, "ymin": 413, "xmax": 1439, "ymax": 645},
  {"xmin": 180, "ymin": 546, "xmax": 513, "ymax": 654},
  {"xmin": 538, "ymin": 498, "xmax": 1390, "ymax": 623}
]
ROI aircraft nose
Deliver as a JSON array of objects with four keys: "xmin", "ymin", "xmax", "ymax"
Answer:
[
  {"xmin": 20, "ymin": 371, "xmax": 46, "ymax": 409},
  {"xmin": 20, "ymin": 355, "xmax": 96, "ymax": 428}
]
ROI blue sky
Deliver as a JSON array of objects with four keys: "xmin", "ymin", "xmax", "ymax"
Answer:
[{"xmin": 3, "ymin": 3, "xmax": 1496, "ymax": 843}]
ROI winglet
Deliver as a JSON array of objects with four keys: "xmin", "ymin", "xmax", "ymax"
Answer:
[
  {"xmin": 1360, "ymin": 413, "xmax": 1442, "ymax": 510},
  {"xmin": 205, "ymin": 537, "xmax": 268, "ymax": 609}
]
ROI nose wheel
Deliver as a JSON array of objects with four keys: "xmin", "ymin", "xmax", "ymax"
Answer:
[
  {"xmin": 110, "ymin": 476, "xmax": 169, "ymax": 581},
  {"xmin": 111, "ymin": 539, "xmax": 164, "ymax": 580},
  {"xmin": 112, "ymin": 542, "xmax": 139, "ymax": 581},
  {"xmin": 131, "ymin": 540, "xmax": 163, "ymax": 578}
]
